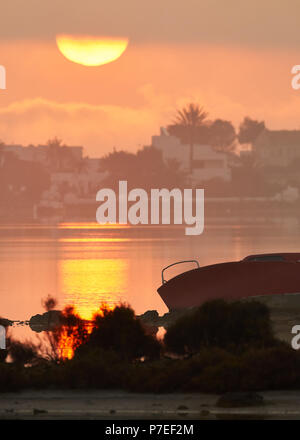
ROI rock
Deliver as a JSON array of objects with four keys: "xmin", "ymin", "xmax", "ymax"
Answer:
[
  {"xmin": 159, "ymin": 308, "xmax": 196, "ymax": 328},
  {"xmin": 216, "ymin": 392, "xmax": 264, "ymax": 408},
  {"xmin": 177, "ymin": 405, "xmax": 188, "ymax": 410},
  {"xmin": 29, "ymin": 310, "xmax": 63, "ymax": 332},
  {"xmin": 33, "ymin": 408, "xmax": 47, "ymax": 415},
  {"xmin": 138, "ymin": 310, "xmax": 160, "ymax": 324},
  {"xmin": 138, "ymin": 308, "xmax": 197, "ymax": 329},
  {"xmin": 0, "ymin": 318, "xmax": 13, "ymax": 327}
]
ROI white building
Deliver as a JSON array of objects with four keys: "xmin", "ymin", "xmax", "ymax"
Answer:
[{"xmin": 152, "ymin": 128, "xmax": 231, "ymax": 184}]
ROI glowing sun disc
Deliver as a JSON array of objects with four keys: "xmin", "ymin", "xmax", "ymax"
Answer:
[{"xmin": 56, "ymin": 35, "xmax": 129, "ymax": 66}]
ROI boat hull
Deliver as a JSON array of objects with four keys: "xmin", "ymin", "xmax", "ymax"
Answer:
[{"xmin": 157, "ymin": 261, "xmax": 300, "ymax": 310}]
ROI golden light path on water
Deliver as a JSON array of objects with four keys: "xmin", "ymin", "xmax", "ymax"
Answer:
[
  {"xmin": 56, "ymin": 222, "xmax": 151, "ymax": 319},
  {"xmin": 59, "ymin": 258, "xmax": 128, "ymax": 320}
]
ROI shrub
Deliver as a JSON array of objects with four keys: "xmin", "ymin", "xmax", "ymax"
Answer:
[
  {"xmin": 76, "ymin": 305, "xmax": 161, "ymax": 362},
  {"xmin": 164, "ymin": 299, "xmax": 278, "ymax": 355},
  {"xmin": 7, "ymin": 338, "xmax": 39, "ymax": 366}
]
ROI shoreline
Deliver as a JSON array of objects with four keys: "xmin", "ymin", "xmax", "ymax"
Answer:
[
  {"xmin": 3, "ymin": 292, "xmax": 300, "ymax": 345},
  {"xmin": 0, "ymin": 389, "xmax": 300, "ymax": 420}
]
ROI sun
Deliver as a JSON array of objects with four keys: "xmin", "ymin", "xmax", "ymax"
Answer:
[{"xmin": 56, "ymin": 35, "xmax": 129, "ymax": 66}]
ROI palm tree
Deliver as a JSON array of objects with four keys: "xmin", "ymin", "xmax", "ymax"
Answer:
[{"xmin": 168, "ymin": 103, "xmax": 208, "ymax": 173}]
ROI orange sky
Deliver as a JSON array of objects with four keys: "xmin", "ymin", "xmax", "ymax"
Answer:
[{"xmin": 0, "ymin": 3, "xmax": 300, "ymax": 156}]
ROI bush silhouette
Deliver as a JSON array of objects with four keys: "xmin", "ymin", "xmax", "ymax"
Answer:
[
  {"xmin": 3, "ymin": 301, "xmax": 300, "ymax": 394},
  {"xmin": 7, "ymin": 339, "xmax": 39, "ymax": 366},
  {"xmin": 164, "ymin": 299, "xmax": 278, "ymax": 355},
  {"xmin": 76, "ymin": 305, "xmax": 161, "ymax": 361}
]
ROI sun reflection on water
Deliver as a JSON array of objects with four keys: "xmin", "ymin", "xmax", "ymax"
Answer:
[{"xmin": 59, "ymin": 258, "xmax": 128, "ymax": 320}]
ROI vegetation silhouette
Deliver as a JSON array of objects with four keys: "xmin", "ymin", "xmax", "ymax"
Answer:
[
  {"xmin": 164, "ymin": 299, "xmax": 279, "ymax": 355},
  {"xmin": 167, "ymin": 103, "xmax": 209, "ymax": 173},
  {"xmin": 75, "ymin": 305, "xmax": 161, "ymax": 362},
  {"xmin": 167, "ymin": 103, "xmax": 237, "ymax": 155},
  {"xmin": 99, "ymin": 145, "xmax": 186, "ymax": 190},
  {"xmin": 0, "ymin": 154, "xmax": 50, "ymax": 204},
  {"xmin": 46, "ymin": 137, "xmax": 81, "ymax": 172},
  {"xmin": 2, "ymin": 299, "xmax": 300, "ymax": 394},
  {"xmin": 238, "ymin": 117, "xmax": 265, "ymax": 145}
]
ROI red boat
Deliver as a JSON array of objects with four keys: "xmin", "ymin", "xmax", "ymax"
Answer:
[{"xmin": 157, "ymin": 253, "xmax": 300, "ymax": 310}]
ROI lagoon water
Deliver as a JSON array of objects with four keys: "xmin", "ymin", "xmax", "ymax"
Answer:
[{"xmin": 1, "ymin": 219, "xmax": 300, "ymax": 326}]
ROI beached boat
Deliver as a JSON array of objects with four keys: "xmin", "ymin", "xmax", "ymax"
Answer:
[{"xmin": 157, "ymin": 253, "xmax": 300, "ymax": 310}]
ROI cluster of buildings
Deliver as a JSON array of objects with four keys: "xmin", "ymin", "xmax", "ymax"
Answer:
[
  {"xmin": 1, "ymin": 126, "xmax": 300, "ymax": 208},
  {"xmin": 0, "ymin": 143, "xmax": 107, "ymax": 203},
  {"xmin": 153, "ymin": 127, "xmax": 300, "ymax": 188}
]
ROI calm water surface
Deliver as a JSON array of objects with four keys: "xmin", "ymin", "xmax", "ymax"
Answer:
[{"xmin": 1, "ymin": 219, "xmax": 300, "ymax": 327}]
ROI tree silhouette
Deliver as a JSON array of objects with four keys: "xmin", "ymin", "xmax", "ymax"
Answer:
[
  {"xmin": 99, "ymin": 146, "xmax": 186, "ymax": 189},
  {"xmin": 168, "ymin": 103, "xmax": 208, "ymax": 173},
  {"xmin": 46, "ymin": 137, "xmax": 79, "ymax": 172},
  {"xmin": 238, "ymin": 117, "xmax": 265, "ymax": 145},
  {"xmin": 46, "ymin": 137, "xmax": 66, "ymax": 172},
  {"xmin": 209, "ymin": 119, "xmax": 236, "ymax": 153}
]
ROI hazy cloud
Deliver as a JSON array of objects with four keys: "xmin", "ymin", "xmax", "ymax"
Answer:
[
  {"xmin": 1, "ymin": 0, "xmax": 300, "ymax": 49},
  {"xmin": 0, "ymin": 97, "xmax": 166, "ymax": 155},
  {"xmin": 1, "ymin": 84, "xmax": 300, "ymax": 157}
]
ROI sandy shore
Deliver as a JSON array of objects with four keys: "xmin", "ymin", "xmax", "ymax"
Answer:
[{"xmin": 0, "ymin": 390, "xmax": 300, "ymax": 419}]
